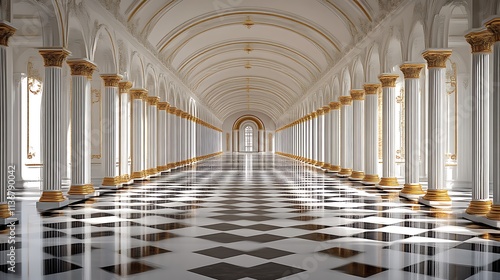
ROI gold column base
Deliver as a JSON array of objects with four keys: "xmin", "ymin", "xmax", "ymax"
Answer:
[
  {"xmin": 68, "ymin": 184, "xmax": 95, "ymax": 195},
  {"xmin": 157, "ymin": 165, "xmax": 167, "ymax": 172},
  {"xmin": 146, "ymin": 168, "xmax": 159, "ymax": 175},
  {"xmin": 486, "ymin": 204, "xmax": 500, "ymax": 220},
  {"xmin": 120, "ymin": 174, "xmax": 131, "ymax": 183},
  {"xmin": 39, "ymin": 191, "xmax": 67, "ymax": 202},
  {"xmin": 422, "ymin": 189, "xmax": 451, "ymax": 202},
  {"xmin": 0, "ymin": 204, "xmax": 12, "ymax": 218},
  {"xmin": 362, "ymin": 174, "xmax": 380, "ymax": 183},
  {"xmin": 323, "ymin": 163, "xmax": 332, "ymax": 170},
  {"xmin": 400, "ymin": 184, "xmax": 425, "ymax": 195},
  {"xmin": 350, "ymin": 171, "xmax": 365, "ymax": 180},
  {"xmin": 131, "ymin": 170, "xmax": 147, "ymax": 179},
  {"xmin": 314, "ymin": 161, "xmax": 325, "ymax": 167},
  {"xmin": 329, "ymin": 165, "xmax": 341, "ymax": 172},
  {"xmin": 466, "ymin": 200, "xmax": 492, "ymax": 215},
  {"xmin": 379, "ymin": 177, "xmax": 400, "ymax": 187},
  {"xmin": 338, "ymin": 168, "xmax": 352, "ymax": 176},
  {"xmin": 102, "ymin": 176, "xmax": 121, "ymax": 186}
]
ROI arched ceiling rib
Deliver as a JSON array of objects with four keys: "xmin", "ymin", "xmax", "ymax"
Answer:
[{"xmin": 120, "ymin": 0, "xmax": 381, "ymax": 122}]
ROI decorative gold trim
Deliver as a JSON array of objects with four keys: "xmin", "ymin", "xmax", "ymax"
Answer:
[
  {"xmin": 0, "ymin": 204, "xmax": 12, "ymax": 218},
  {"xmin": 486, "ymin": 204, "xmax": 500, "ymax": 220},
  {"xmin": 466, "ymin": 200, "xmax": 492, "ymax": 215},
  {"xmin": 120, "ymin": 174, "xmax": 131, "ymax": 183},
  {"xmin": 339, "ymin": 96, "xmax": 352, "ymax": 106},
  {"xmin": 68, "ymin": 184, "xmax": 95, "ymax": 195},
  {"xmin": 422, "ymin": 189, "xmax": 451, "ymax": 202},
  {"xmin": 350, "ymin": 171, "xmax": 365, "ymax": 179},
  {"xmin": 131, "ymin": 170, "xmax": 147, "ymax": 179},
  {"xmin": 379, "ymin": 177, "xmax": 399, "ymax": 187},
  {"xmin": 119, "ymin": 81, "xmax": 133, "ymax": 93},
  {"xmin": 400, "ymin": 184, "xmax": 425, "ymax": 195},
  {"xmin": 485, "ymin": 18, "xmax": 500, "ymax": 42},
  {"xmin": 130, "ymin": 89, "xmax": 148, "ymax": 100},
  {"xmin": 378, "ymin": 74, "xmax": 399, "ymax": 87},
  {"xmin": 67, "ymin": 60, "xmax": 97, "ymax": 78},
  {"xmin": 329, "ymin": 165, "xmax": 341, "ymax": 172},
  {"xmin": 39, "ymin": 49, "xmax": 71, "ymax": 67},
  {"xmin": 350, "ymin": 89, "xmax": 365, "ymax": 100},
  {"xmin": 400, "ymin": 63, "xmax": 425, "ymax": 79},
  {"xmin": 147, "ymin": 96, "xmax": 160, "ymax": 106},
  {"xmin": 39, "ymin": 191, "xmax": 67, "ymax": 202},
  {"xmin": 0, "ymin": 22, "xmax": 16, "ymax": 47},
  {"xmin": 102, "ymin": 176, "xmax": 121, "ymax": 186},
  {"xmin": 329, "ymin": 102, "xmax": 341, "ymax": 110},
  {"xmin": 363, "ymin": 84, "xmax": 381, "ymax": 95},
  {"xmin": 362, "ymin": 174, "xmax": 380, "ymax": 183},
  {"xmin": 465, "ymin": 29, "xmax": 494, "ymax": 53},
  {"xmin": 158, "ymin": 102, "xmax": 170, "ymax": 110},
  {"xmin": 422, "ymin": 49, "xmax": 452, "ymax": 68},
  {"xmin": 101, "ymin": 74, "xmax": 123, "ymax": 87},
  {"xmin": 338, "ymin": 168, "xmax": 352, "ymax": 176}
]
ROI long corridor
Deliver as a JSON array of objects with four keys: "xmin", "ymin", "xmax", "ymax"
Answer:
[{"xmin": 2, "ymin": 154, "xmax": 500, "ymax": 280}]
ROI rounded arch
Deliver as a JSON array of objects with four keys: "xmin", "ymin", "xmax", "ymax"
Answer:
[
  {"xmin": 384, "ymin": 36, "xmax": 403, "ymax": 73},
  {"xmin": 158, "ymin": 75, "xmax": 168, "ymax": 101},
  {"xmin": 129, "ymin": 52, "xmax": 144, "ymax": 88},
  {"xmin": 92, "ymin": 25, "xmax": 118, "ymax": 73},
  {"xmin": 351, "ymin": 58, "xmax": 364, "ymax": 89},
  {"xmin": 145, "ymin": 64, "xmax": 157, "ymax": 96},
  {"xmin": 408, "ymin": 21, "xmax": 426, "ymax": 61},
  {"xmin": 233, "ymin": 115, "xmax": 265, "ymax": 130},
  {"xmin": 67, "ymin": 16, "xmax": 88, "ymax": 59},
  {"xmin": 341, "ymin": 67, "xmax": 351, "ymax": 95},
  {"xmin": 365, "ymin": 44, "xmax": 380, "ymax": 83}
]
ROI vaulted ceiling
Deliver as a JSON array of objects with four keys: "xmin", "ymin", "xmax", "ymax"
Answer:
[{"xmin": 119, "ymin": 0, "xmax": 384, "ymax": 122}]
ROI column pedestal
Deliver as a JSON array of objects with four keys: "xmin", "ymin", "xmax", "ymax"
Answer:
[
  {"xmin": 419, "ymin": 49, "xmax": 453, "ymax": 207},
  {"xmin": 377, "ymin": 74, "xmax": 401, "ymax": 190},
  {"xmin": 37, "ymin": 48, "xmax": 71, "ymax": 211},
  {"xmin": 362, "ymin": 84, "xmax": 381, "ymax": 185}
]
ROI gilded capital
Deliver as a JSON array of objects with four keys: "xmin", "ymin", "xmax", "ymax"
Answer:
[
  {"xmin": 158, "ymin": 102, "xmax": 170, "ymax": 110},
  {"xmin": 130, "ymin": 88, "xmax": 147, "ymax": 100},
  {"xmin": 0, "ymin": 22, "xmax": 16, "ymax": 47},
  {"xmin": 485, "ymin": 17, "xmax": 500, "ymax": 42},
  {"xmin": 66, "ymin": 59, "xmax": 96, "ymax": 79},
  {"xmin": 119, "ymin": 81, "xmax": 133, "ymax": 93},
  {"xmin": 39, "ymin": 48, "xmax": 71, "ymax": 67},
  {"xmin": 422, "ymin": 49, "xmax": 452, "ymax": 68},
  {"xmin": 350, "ymin": 89, "xmax": 365, "ymax": 100},
  {"xmin": 363, "ymin": 83, "xmax": 381, "ymax": 94},
  {"xmin": 400, "ymin": 63, "xmax": 425, "ymax": 79},
  {"xmin": 322, "ymin": 106, "xmax": 330, "ymax": 113},
  {"xmin": 339, "ymin": 95, "xmax": 352, "ymax": 106},
  {"xmin": 465, "ymin": 29, "xmax": 494, "ymax": 53},
  {"xmin": 175, "ymin": 109, "xmax": 183, "ymax": 116},
  {"xmin": 329, "ymin": 101, "xmax": 341, "ymax": 110},
  {"xmin": 316, "ymin": 108, "xmax": 324, "ymax": 116},
  {"xmin": 101, "ymin": 74, "xmax": 123, "ymax": 87},
  {"xmin": 147, "ymin": 96, "xmax": 160, "ymax": 106},
  {"xmin": 168, "ymin": 106, "xmax": 177, "ymax": 114},
  {"xmin": 378, "ymin": 74, "xmax": 399, "ymax": 87}
]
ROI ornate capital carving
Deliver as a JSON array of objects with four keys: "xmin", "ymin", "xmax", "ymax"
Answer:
[
  {"xmin": 147, "ymin": 96, "xmax": 160, "ymax": 106},
  {"xmin": 66, "ymin": 59, "xmax": 96, "ymax": 79},
  {"xmin": 465, "ymin": 29, "xmax": 494, "ymax": 53},
  {"xmin": 175, "ymin": 109, "xmax": 183, "ymax": 116},
  {"xmin": 378, "ymin": 74, "xmax": 399, "ymax": 87},
  {"xmin": 39, "ymin": 48, "xmax": 71, "ymax": 67},
  {"xmin": 119, "ymin": 81, "xmax": 133, "ymax": 93},
  {"xmin": 422, "ymin": 49, "xmax": 452, "ymax": 68},
  {"xmin": 168, "ymin": 106, "xmax": 177, "ymax": 114},
  {"xmin": 101, "ymin": 74, "xmax": 123, "ymax": 87},
  {"xmin": 339, "ymin": 95, "xmax": 353, "ymax": 106},
  {"xmin": 129, "ymin": 88, "xmax": 147, "ymax": 100},
  {"xmin": 158, "ymin": 102, "xmax": 170, "ymax": 110},
  {"xmin": 322, "ymin": 106, "xmax": 330, "ymax": 113},
  {"xmin": 316, "ymin": 108, "xmax": 324, "ymax": 116},
  {"xmin": 350, "ymin": 89, "xmax": 365, "ymax": 100},
  {"xmin": 400, "ymin": 63, "xmax": 425, "ymax": 79},
  {"xmin": 363, "ymin": 83, "xmax": 381, "ymax": 94},
  {"xmin": 329, "ymin": 101, "xmax": 341, "ymax": 110},
  {"xmin": 485, "ymin": 17, "xmax": 500, "ymax": 42},
  {"xmin": 0, "ymin": 22, "xmax": 16, "ymax": 47}
]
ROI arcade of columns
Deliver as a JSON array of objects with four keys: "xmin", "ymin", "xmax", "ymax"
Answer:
[
  {"xmin": 276, "ymin": 18, "xmax": 500, "ymax": 227},
  {"xmin": 0, "ymin": 21, "xmax": 223, "ymax": 217}
]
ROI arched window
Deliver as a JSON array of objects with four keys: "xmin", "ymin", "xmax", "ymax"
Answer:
[{"xmin": 244, "ymin": 125, "xmax": 253, "ymax": 152}]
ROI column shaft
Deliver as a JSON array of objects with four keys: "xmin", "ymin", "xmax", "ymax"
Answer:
[
  {"xmin": 350, "ymin": 90, "xmax": 365, "ymax": 180},
  {"xmin": 130, "ymin": 89, "xmax": 147, "ymax": 179},
  {"xmin": 362, "ymin": 84, "xmax": 381, "ymax": 184},
  {"xmin": 338, "ymin": 96, "xmax": 353, "ymax": 177},
  {"xmin": 119, "ymin": 81, "xmax": 132, "ymax": 182},
  {"xmin": 328, "ymin": 102, "xmax": 341, "ymax": 172}
]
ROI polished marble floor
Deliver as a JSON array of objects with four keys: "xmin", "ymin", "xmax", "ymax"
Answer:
[{"xmin": 1, "ymin": 153, "xmax": 500, "ymax": 280}]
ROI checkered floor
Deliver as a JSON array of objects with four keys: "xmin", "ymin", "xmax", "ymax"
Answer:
[{"xmin": 1, "ymin": 153, "xmax": 500, "ymax": 280}]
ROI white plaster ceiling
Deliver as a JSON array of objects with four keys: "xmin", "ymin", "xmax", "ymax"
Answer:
[{"xmin": 120, "ymin": 0, "xmax": 382, "ymax": 121}]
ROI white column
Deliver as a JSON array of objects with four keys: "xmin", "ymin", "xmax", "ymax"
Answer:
[
  {"xmin": 350, "ymin": 90, "xmax": 365, "ymax": 180},
  {"xmin": 315, "ymin": 108, "xmax": 325, "ymax": 168},
  {"xmin": 101, "ymin": 74, "xmax": 122, "ymax": 187},
  {"xmin": 130, "ymin": 89, "xmax": 147, "ymax": 180},
  {"xmin": 119, "ymin": 81, "xmax": 132, "ymax": 182},
  {"xmin": 362, "ymin": 84, "xmax": 381, "ymax": 185},
  {"xmin": 0, "ymin": 22, "xmax": 16, "ymax": 219},
  {"xmin": 338, "ymin": 96, "xmax": 353, "ymax": 177},
  {"xmin": 419, "ymin": 49, "xmax": 453, "ymax": 207},
  {"xmin": 66, "ymin": 59, "xmax": 96, "ymax": 197},
  {"xmin": 399, "ymin": 63, "xmax": 426, "ymax": 199},
  {"xmin": 323, "ymin": 106, "xmax": 331, "ymax": 170},
  {"xmin": 327, "ymin": 102, "xmax": 341, "ymax": 172},
  {"xmin": 378, "ymin": 74, "xmax": 400, "ymax": 189},
  {"xmin": 37, "ymin": 48, "xmax": 71, "ymax": 210},
  {"xmin": 157, "ymin": 102, "xmax": 169, "ymax": 172},
  {"xmin": 464, "ymin": 29, "xmax": 494, "ymax": 215},
  {"xmin": 146, "ymin": 96, "xmax": 159, "ymax": 176},
  {"xmin": 259, "ymin": 129, "xmax": 265, "ymax": 152},
  {"xmin": 167, "ymin": 106, "xmax": 177, "ymax": 169},
  {"xmin": 486, "ymin": 18, "xmax": 500, "ymax": 221},
  {"xmin": 311, "ymin": 112, "xmax": 318, "ymax": 164}
]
